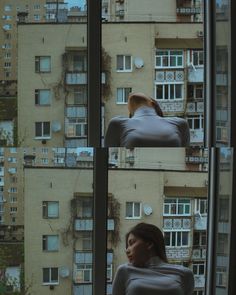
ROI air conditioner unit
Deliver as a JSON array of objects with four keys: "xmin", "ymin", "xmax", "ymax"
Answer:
[{"xmin": 197, "ymin": 30, "xmax": 204, "ymax": 37}]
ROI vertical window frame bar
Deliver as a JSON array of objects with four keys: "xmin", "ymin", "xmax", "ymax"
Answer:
[{"xmin": 88, "ymin": 0, "xmax": 101, "ymax": 147}]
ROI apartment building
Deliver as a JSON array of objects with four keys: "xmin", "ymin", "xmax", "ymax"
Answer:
[
  {"xmin": 17, "ymin": 20, "xmax": 203, "ymax": 147},
  {"xmin": 23, "ymin": 157, "xmax": 208, "ymax": 295},
  {"xmin": 102, "ymin": 0, "xmax": 203, "ymax": 22}
]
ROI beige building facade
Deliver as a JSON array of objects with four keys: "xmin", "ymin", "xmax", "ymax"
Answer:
[
  {"xmin": 24, "ymin": 162, "xmax": 208, "ymax": 294},
  {"xmin": 17, "ymin": 21, "xmax": 203, "ymax": 147}
]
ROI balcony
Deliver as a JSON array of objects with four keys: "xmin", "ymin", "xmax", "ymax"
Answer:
[
  {"xmin": 176, "ymin": 7, "xmax": 201, "ymax": 15},
  {"xmin": 185, "ymin": 156, "xmax": 208, "ymax": 164},
  {"xmin": 75, "ymin": 218, "xmax": 115, "ymax": 231},
  {"xmin": 192, "ymin": 248, "xmax": 207, "ymax": 260},
  {"xmin": 187, "ymin": 102, "xmax": 204, "ymax": 113},
  {"xmin": 166, "ymin": 247, "xmax": 191, "ymax": 259},
  {"xmin": 194, "ymin": 275, "xmax": 205, "ymax": 288},
  {"xmin": 188, "ymin": 67, "xmax": 204, "ymax": 83},
  {"xmin": 190, "ymin": 129, "xmax": 204, "ymax": 143},
  {"xmin": 194, "ymin": 215, "xmax": 207, "ymax": 230},
  {"xmin": 66, "ymin": 72, "xmax": 106, "ymax": 85}
]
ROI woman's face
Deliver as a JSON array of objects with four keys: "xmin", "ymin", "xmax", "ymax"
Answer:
[{"xmin": 126, "ymin": 233, "xmax": 152, "ymax": 267}]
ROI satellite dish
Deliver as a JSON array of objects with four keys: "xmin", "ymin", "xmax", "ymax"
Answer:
[
  {"xmin": 52, "ymin": 121, "xmax": 62, "ymax": 132},
  {"xmin": 134, "ymin": 57, "xmax": 144, "ymax": 69},
  {"xmin": 143, "ymin": 204, "xmax": 153, "ymax": 216},
  {"xmin": 59, "ymin": 266, "xmax": 70, "ymax": 278}
]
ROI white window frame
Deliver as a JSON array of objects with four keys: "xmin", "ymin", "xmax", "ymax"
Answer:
[
  {"xmin": 125, "ymin": 202, "xmax": 142, "ymax": 219},
  {"xmin": 42, "ymin": 267, "xmax": 59, "ymax": 285},
  {"xmin": 195, "ymin": 198, "xmax": 208, "ymax": 215},
  {"xmin": 41, "ymin": 158, "xmax": 49, "ymax": 165},
  {"xmin": 66, "ymin": 118, "xmax": 87, "ymax": 138},
  {"xmin": 116, "ymin": 55, "xmax": 132, "ymax": 72},
  {"xmin": 42, "ymin": 235, "xmax": 59, "ymax": 251},
  {"xmin": 163, "ymin": 198, "xmax": 191, "ymax": 216},
  {"xmin": 34, "ymin": 14, "xmax": 41, "ymax": 21},
  {"xmin": 155, "ymin": 50, "xmax": 184, "ymax": 69},
  {"xmin": 193, "ymin": 263, "xmax": 205, "ymax": 275},
  {"xmin": 2, "ymin": 44, "xmax": 11, "ymax": 49},
  {"xmin": 75, "ymin": 264, "xmax": 93, "ymax": 283},
  {"xmin": 35, "ymin": 89, "xmax": 51, "ymax": 106},
  {"xmin": 155, "ymin": 82, "xmax": 184, "ymax": 100},
  {"xmin": 164, "ymin": 230, "xmax": 190, "ymax": 247},
  {"xmin": 9, "ymin": 187, "xmax": 17, "ymax": 193},
  {"xmin": 35, "ymin": 121, "xmax": 51, "ymax": 139},
  {"xmin": 4, "ymin": 5, "xmax": 12, "ymax": 11},
  {"xmin": 43, "ymin": 201, "xmax": 59, "ymax": 218},
  {"xmin": 187, "ymin": 115, "xmax": 204, "ymax": 130},
  {"xmin": 35, "ymin": 56, "xmax": 51, "ymax": 73},
  {"xmin": 116, "ymin": 87, "xmax": 132, "ymax": 104},
  {"xmin": 191, "ymin": 50, "xmax": 204, "ymax": 67},
  {"xmin": 34, "ymin": 4, "xmax": 41, "ymax": 10},
  {"xmin": 10, "ymin": 207, "xmax": 17, "ymax": 213}
]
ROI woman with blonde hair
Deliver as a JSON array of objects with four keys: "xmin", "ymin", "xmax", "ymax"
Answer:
[
  {"xmin": 105, "ymin": 92, "xmax": 190, "ymax": 148},
  {"xmin": 112, "ymin": 223, "xmax": 194, "ymax": 295}
]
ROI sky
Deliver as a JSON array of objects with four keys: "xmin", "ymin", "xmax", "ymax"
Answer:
[{"xmin": 67, "ymin": 0, "xmax": 86, "ymax": 8}]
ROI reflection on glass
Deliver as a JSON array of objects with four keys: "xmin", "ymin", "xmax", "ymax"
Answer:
[
  {"xmin": 107, "ymin": 147, "xmax": 208, "ymax": 294},
  {"xmin": 102, "ymin": 0, "xmax": 204, "ymax": 147},
  {"xmin": 215, "ymin": 0, "xmax": 230, "ymax": 145},
  {"xmin": 214, "ymin": 148, "xmax": 232, "ymax": 294}
]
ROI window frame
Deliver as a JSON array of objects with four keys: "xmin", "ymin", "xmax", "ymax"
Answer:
[
  {"xmin": 164, "ymin": 230, "xmax": 190, "ymax": 247},
  {"xmin": 155, "ymin": 82, "xmax": 184, "ymax": 100},
  {"xmin": 35, "ymin": 121, "xmax": 51, "ymax": 139},
  {"xmin": 42, "ymin": 267, "xmax": 59, "ymax": 285},
  {"xmin": 42, "ymin": 235, "xmax": 59, "ymax": 252},
  {"xmin": 155, "ymin": 50, "xmax": 184, "ymax": 69},
  {"xmin": 35, "ymin": 56, "xmax": 51, "ymax": 73},
  {"xmin": 35, "ymin": 89, "xmax": 51, "ymax": 106},
  {"xmin": 163, "ymin": 198, "xmax": 191, "ymax": 216},
  {"xmin": 116, "ymin": 87, "xmax": 132, "ymax": 104},
  {"xmin": 116, "ymin": 55, "xmax": 132, "ymax": 72},
  {"xmin": 125, "ymin": 201, "xmax": 142, "ymax": 219},
  {"xmin": 42, "ymin": 201, "xmax": 59, "ymax": 219}
]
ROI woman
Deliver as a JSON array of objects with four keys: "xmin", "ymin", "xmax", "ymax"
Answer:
[
  {"xmin": 112, "ymin": 223, "xmax": 194, "ymax": 295},
  {"xmin": 104, "ymin": 93, "xmax": 190, "ymax": 148}
]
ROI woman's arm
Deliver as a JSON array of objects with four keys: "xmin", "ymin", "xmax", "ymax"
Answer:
[{"xmin": 112, "ymin": 265, "xmax": 126, "ymax": 295}]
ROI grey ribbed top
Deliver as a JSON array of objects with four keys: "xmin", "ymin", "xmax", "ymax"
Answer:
[{"xmin": 112, "ymin": 257, "xmax": 194, "ymax": 295}]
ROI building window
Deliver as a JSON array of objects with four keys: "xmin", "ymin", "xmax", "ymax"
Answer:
[
  {"xmin": 195, "ymin": 198, "xmax": 208, "ymax": 215},
  {"xmin": 10, "ymin": 176, "xmax": 17, "ymax": 183},
  {"xmin": 155, "ymin": 50, "xmax": 184, "ymax": 68},
  {"xmin": 187, "ymin": 115, "xmax": 204, "ymax": 130},
  {"xmin": 3, "ymin": 24, "xmax": 12, "ymax": 30},
  {"xmin": 34, "ymin": 4, "xmax": 41, "ymax": 10},
  {"xmin": 35, "ymin": 56, "xmax": 51, "ymax": 73},
  {"xmin": 2, "ymin": 43, "xmax": 11, "ymax": 49},
  {"xmin": 7, "ymin": 157, "xmax": 16, "ymax": 163},
  {"xmin": 187, "ymin": 84, "xmax": 204, "ymax": 100},
  {"xmin": 43, "ymin": 201, "xmax": 59, "ymax": 218},
  {"xmin": 10, "ymin": 196, "xmax": 17, "ymax": 203},
  {"xmin": 193, "ymin": 263, "xmax": 205, "ymax": 275},
  {"xmin": 4, "ymin": 62, "xmax": 11, "ymax": 68},
  {"xmin": 9, "ymin": 187, "xmax": 17, "ymax": 193},
  {"xmin": 41, "ymin": 158, "xmax": 49, "ymax": 165},
  {"xmin": 163, "ymin": 198, "xmax": 191, "ymax": 216},
  {"xmin": 35, "ymin": 89, "xmax": 51, "ymax": 106},
  {"xmin": 35, "ymin": 122, "xmax": 50, "ymax": 138},
  {"xmin": 4, "ymin": 5, "xmax": 12, "ymax": 11},
  {"xmin": 42, "ymin": 148, "xmax": 48, "ymax": 154},
  {"xmin": 10, "ymin": 207, "xmax": 17, "ymax": 213},
  {"xmin": 74, "ymin": 86, "xmax": 87, "ymax": 104},
  {"xmin": 193, "ymin": 231, "xmax": 207, "ymax": 246},
  {"xmin": 116, "ymin": 87, "xmax": 132, "ymax": 104},
  {"xmin": 10, "ymin": 148, "xmax": 17, "ymax": 153},
  {"xmin": 75, "ymin": 264, "xmax": 92, "ymax": 283},
  {"xmin": 191, "ymin": 50, "xmax": 204, "ymax": 66},
  {"xmin": 5, "ymin": 72, "xmax": 11, "ymax": 78},
  {"xmin": 42, "ymin": 268, "xmax": 59, "ymax": 285},
  {"xmin": 76, "ymin": 197, "xmax": 93, "ymax": 218},
  {"xmin": 73, "ymin": 54, "xmax": 87, "ymax": 72},
  {"xmin": 216, "ymin": 267, "xmax": 227, "ymax": 287},
  {"xmin": 42, "ymin": 235, "xmax": 59, "ymax": 251},
  {"xmin": 155, "ymin": 83, "xmax": 183, "ymax": 100},
  {"xmin": 66, "ymin": 118, "xmax": 87, "ymax": 138},
  {"xmin": 82, "ymin": 232, "xmax": 92, "ymax": 250},
  {"xmin": 5, "ymin": 33, "xmax": 11, "ymax": 40},
  {"xmin": 8, "ymin": 167, "xmax": 17, "ymax": 174},
  {"xmin": 164, "ymin": 231, "xmax": 189, "ymax": 247},
  {"xmin": 218, "ymin": 198, "xmax": 229, "ymax": 222},
  {"xmin": 34, "ymin": 14, "xmax": 41, "ymax": 21},
  {"xmin": 125, "ymin": 202, "xmax": 141, "ymax": 219},
  {"xmin": 116, "ymin": 55, "xmax": 132, "ymax": 71},
  {"xmin": 4, "ymin": 52, "xmax": 11, "ymax": 59}
]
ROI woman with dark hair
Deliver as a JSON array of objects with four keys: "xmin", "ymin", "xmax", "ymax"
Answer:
[
  {"xmin": 112, "ymin": 223, "xmax": 194, "ymax": 295},
  {"xmin": 104, "ymin": 93, "xmax": 190, "ymax": 148}
]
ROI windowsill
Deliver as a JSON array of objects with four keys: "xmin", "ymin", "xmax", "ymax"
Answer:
[
  {"xmin": 43, "ymin": 250, "xmax": 59, "ymax": 252},
  {"xmin": 125, "ymin": 217, "xmax": 142, "ymax": 220},
  {"xmin": 35, "ymin": 104, "xmax": 51, "ymax": 107},
  {"xmin": 116, "ymin": 102, "xmax": 128, "ymax": 105},
  {"xmin": 42, "ymin": 282, "xmax": 59, "ymax": 286},
  {"xmin": 156, "ymin": 99, "xmax": 184, "ymax": 101},
  {"xmin": 116, "ymin": 70, "xmax": 132, "ymax": 73},
  {"xmin": 155, "ymin": 66, "xmax": 184, "ymax": 69},
  {"xmin": 34, "ymin": 137, "xmax": 51, "ymax": 140},
  {"xmin": 163, "ymin": 214, "xmax": 191, "ymax": 216}
]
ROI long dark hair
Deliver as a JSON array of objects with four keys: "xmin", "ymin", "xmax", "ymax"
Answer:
[
  {"xmin": 128, "ymin": 93, "xmax": 164, "ymax": 117},
  {"xmin": 125, "ymin": 222, "xmax": 168, "ymax": 262}
]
